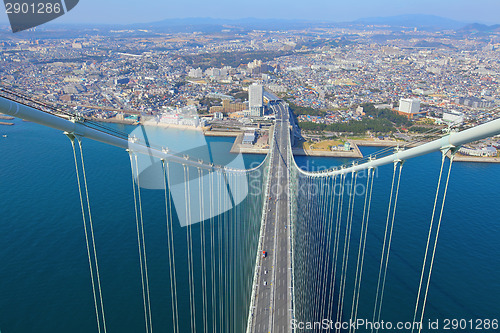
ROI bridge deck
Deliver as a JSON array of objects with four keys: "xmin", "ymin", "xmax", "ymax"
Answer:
[{"xmin": 250, "ymin": 103, "xmax": 292, "ymax": 332}]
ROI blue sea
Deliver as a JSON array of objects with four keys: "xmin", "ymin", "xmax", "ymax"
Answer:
[{"xmin": 0, "ymin": 118, "xmax": 499, "ymax": 332}]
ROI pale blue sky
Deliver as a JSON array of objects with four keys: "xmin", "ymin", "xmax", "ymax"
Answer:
[{"xmin": 1, "ymin": 0, "xmax": 499, "ymax": 25}]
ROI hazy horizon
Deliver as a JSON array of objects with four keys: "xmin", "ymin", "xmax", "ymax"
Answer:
[{"xmin": 1, "ymin": 0, "xmax": 500, "ymax": 27}]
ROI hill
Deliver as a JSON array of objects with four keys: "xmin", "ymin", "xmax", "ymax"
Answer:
[{"xmin": 353, "ymin": 14, "xmax": 465, "ymax": 30}]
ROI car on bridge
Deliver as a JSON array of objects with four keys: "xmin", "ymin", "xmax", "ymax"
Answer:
[{"xmin": 262, "ymin": 251, "xmax": 267, "ymax": 258}]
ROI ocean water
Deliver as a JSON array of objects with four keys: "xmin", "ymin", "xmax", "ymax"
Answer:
[{"xmin": 0, "ymin": 118, "xmax": 499, "ymax": 332}]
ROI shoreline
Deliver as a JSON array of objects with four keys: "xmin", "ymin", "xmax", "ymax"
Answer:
[
  {"xmin": 230, "ymin": 130, "xmax": 363, "ymax": 158},
  {"xmin": 351, "ymin": 139, "xmax": 420, "ymax": 148},
  {"xmin": 292, "ymin": 144, "xmax": 362, "ymax": 158},
  {"xmin": 142, "ymin": 120, "xmax": 204, "ymax": 131},
  {"xmin": 89, "ymin": 117, "xmax": 138, "ymax": 125},
  {"xmin": 448, "ymin": 152, "xmax": 500, "ymax": 163},
  {"xmin": 291, "ymin": 148, "xmax": 360, "ymax": 157},
  {"xmin": 88, "ymin": 120, "xmax": 500, "ymax": 163},
  {"xmin": 230, "ymin": 132, "xmax": 271, "ymax": 154},
  {"xmin": 204, "ymin": 130, "xmax": 240, "ymax": 137}
]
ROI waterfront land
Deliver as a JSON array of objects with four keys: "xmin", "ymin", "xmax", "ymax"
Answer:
[
  {"xmin": 450, "ymin": 152, "xmax": 500, "ymax": 163},
  {"xmin": 2, "ymin": 20, "xmax": 500, "ymax": 161},
  {"xmin": 0, "ymin": 114, "xmax": 15, "ymax": 125},
  {"xmin": 230, "ymin": 132, "xmax": 271, "ymax": 155},
  {"xmin": 293, "ymin": 139, "xmax": 362, "ymax": 157}
]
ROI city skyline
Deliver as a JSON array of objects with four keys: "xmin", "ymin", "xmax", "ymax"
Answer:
[{"xmin": 1, "ymin": 0, "xmax": 500, "ymax": 26}]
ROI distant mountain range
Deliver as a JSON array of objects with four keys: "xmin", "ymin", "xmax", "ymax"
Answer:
[
  {"xmin": 132, "ymin": 17, "xmax": 321, "ymax": 32},
  {"xmin": 460, "ymin": 23, "xmax": 500, "ymax": 32},
  {"xmin": 353, "ymin": 14, "xmax": 466, "ymax": 30},
  {"xmin": 133, "ymin": 14, "xmax": 498, "ymax": 32},
  {"xmin": 8, "ymin": 14, "xmax": 499, "ymax": 35}
]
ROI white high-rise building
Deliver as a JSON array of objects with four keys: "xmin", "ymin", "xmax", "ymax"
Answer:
[
  {"xmin": 399, "ymin": 98, "xmax": 421, "ymax": 114},
  {"xmin": 188, "ymin": 68, "xmax": 203, "ymax": 78},
  {"xmin": 205, "ymin": 68, "xmax": 221, "ymax": 77},
  {"xmin": 249, "ymin": 83, "xmax": 264, "ymax": 117}
]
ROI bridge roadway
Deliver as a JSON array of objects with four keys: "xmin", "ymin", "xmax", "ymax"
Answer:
[{"xmin": 251, "ymin": 102, "xmax": 292, "ymax": 333}]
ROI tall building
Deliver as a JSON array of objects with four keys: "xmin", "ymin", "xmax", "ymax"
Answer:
[
  {"xmin": 455, "ymin": 96, "xmax": 494, "ymax": 109},
  {"xmin": 249, "ymin": 84, "xmax": 264, "ymax": 117},
  {"xmin": 399, "ymin": 98, "xmax": 421, "ymax": 114},
  {"xmin": 205, "ymin": 68, "xmax": 221, "ymax": 77},
  {"xmin": 188, "ymin": 68, "xmax": 203, "ymax": 78},
  {"xmin": 247, "ymin": 59, "xmax": 271, "ymax": 75}
]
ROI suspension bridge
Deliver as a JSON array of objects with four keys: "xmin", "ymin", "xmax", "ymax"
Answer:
[{"xmin": 1, "ymin": 86, "xmax": 500, "ymax": 332}]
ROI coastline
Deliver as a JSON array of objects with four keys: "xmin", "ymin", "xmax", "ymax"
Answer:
[
  {"xmin": 142, "ymin": 120, "xmax": 204, "ymax": 131},
  {"xmin": 355, "ymin": 139, "xmax": 500, "ymax": 163},
  {"xmin": 351, "ymin": 139, "xmax": 420, "ymax": 148},
  {"xmin": 229, "ymin": 132, "xmax": 271, "ymax": 155},
  {"xmin": 229, "ymin": 130, "xmax": 363, "ymax": 157},
  {"xmin": 87, "ymin": 119, "xmax": 500, "ymax": 163},
  {"xmin": 0, "ymin": 115, "xmax": 15, "ymax": 121},
  {"xmin": 448, "ymin": 152, "xmax": 500, "ymax": 163},
  {"xmin": 204, "ymin": 130, "xmax": 240, "ymax": 137},
  {"xmin": 89, "ymin": 117, "xmax": 138, "ymax": 125},
  {"xmin": 292, "ymin": 141, "xmax": 362, "ymax": 158}
]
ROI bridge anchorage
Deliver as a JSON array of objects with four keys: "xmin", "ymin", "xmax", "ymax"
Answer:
[{"xmin": 1, "ymin": 87, "xmax": 500, "ymax": 333}]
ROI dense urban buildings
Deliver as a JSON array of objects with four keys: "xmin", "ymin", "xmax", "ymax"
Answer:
[{"xmin": 1, "ymin": 21, "xmax": 499, "ymax": 151}]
